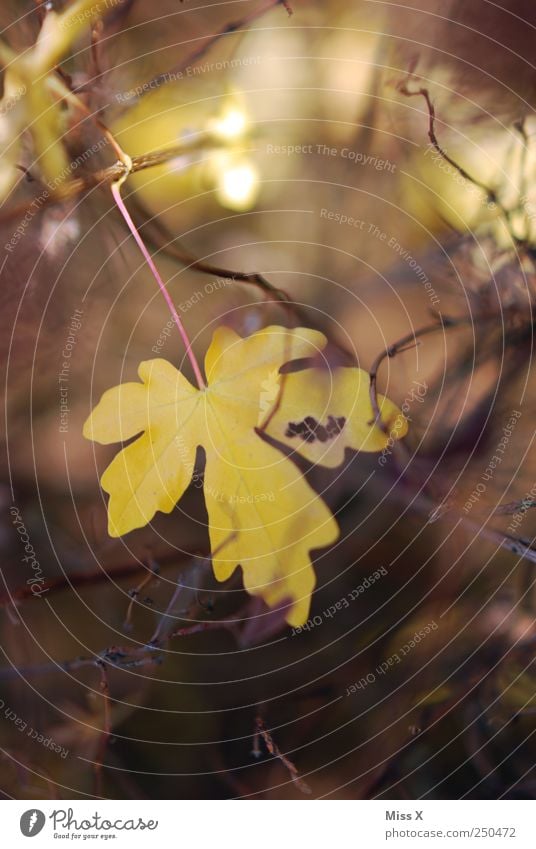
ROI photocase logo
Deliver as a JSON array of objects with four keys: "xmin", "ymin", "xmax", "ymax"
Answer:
[{"xmin": 20, "ymin": 809, "xmax": 46, "ymax": 837}]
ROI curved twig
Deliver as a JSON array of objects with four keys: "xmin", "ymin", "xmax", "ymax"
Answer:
[
  {"xmin": 368, "ymin": 317, "xmax": 453, "ymax": 431},
  {"xmin": 397, "ymin": 77, "xmax": 520, "ymax": 246}
]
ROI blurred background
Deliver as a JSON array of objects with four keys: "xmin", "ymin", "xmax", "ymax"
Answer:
[{"xmin": 1, "ymin": 0, "xmax": 536, "ymax": 799}]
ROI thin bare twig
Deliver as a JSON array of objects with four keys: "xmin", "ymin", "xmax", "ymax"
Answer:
[
  {"xmin": 0, "ymin": 134, "xmax": 223, "ymax": 226},
  {"xmin": 1, "ymin": 0, "xmax": 294, "ymax": 228},
  {"xmin": 147, "ymin": 533, "xmax": 236, "ymax": 646},
  {"xmin": 133, "ymin": 0, "xmax": 293, "ymax": 105},
  {"xmin": 415, "ymin": 491, "xmax": 536, "ymax": 569},
  {"xmin": 397, "ymin": 77, "xmax": 520, "ymax": 245},
  {"xmin": 0, "ymin": 547, "xmax": 198, "ymax": 609},
  {"xmin": 89, "ymin": 18, "xmax": 106, "ymax": 111},
  {"xmin": 94, "ymin": 660, "xmax": 112, "ymax": 797},
  {"xmin": 32, "ymin": 0, "xmax": 48, "ymax": 25},
  {"xmin": 253, "ymin": 715, "xmax": 311, "ymax": 794},
  {"xmin": 128, "ymin": 206, "xmax": 307, "ymax": 321},
  {"xmin": 368, "ymin": 317, "xmax": 453, "ymax": 431},
  {"xmin": 123, "ymin": 555, "xmax": 160, "ymax": 631},
  {"xmin": 492, "ymin": 499, "xmax": 536, "ymax": 517}
]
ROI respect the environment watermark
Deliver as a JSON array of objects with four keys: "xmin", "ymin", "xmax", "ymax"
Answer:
[
  {"xmin": 116, "ymin": 56, "xmax": 262, "ymax": 102},
  {"xmin": 4, "ymin": 137, "xmax": 108, "ymax": 254},
  {"xmin": 319, "ymin": 210, "xmax": 440, "ymax": 306}
]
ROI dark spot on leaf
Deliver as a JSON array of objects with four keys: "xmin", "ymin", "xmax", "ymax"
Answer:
[
  {"xmin": 315, "ymin": 425, "xmax": 327, "ymax": 442},
  {"xmin": 286, "ymin": 422, "xmax": 301, "ymax": 436},
  {"xmin": 285, "ymin": 415, "xmax": 346, "ymax": 443}
]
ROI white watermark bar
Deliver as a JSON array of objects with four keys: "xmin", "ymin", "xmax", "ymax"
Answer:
[{"xmin": 2, "ymin": 800, "xmax": 534, "ymax": 847}]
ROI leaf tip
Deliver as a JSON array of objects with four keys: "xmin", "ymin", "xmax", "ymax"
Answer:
[{"xmin": 82, "ymin": 414, "xmax": 94, "ymax": 442}]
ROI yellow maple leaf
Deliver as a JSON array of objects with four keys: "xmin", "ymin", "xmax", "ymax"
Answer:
[{"xmin": 83, "ymin": 325, "xmax": 407, "ymax": 626}]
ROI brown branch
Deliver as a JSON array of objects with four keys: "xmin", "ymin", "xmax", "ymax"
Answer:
[
  {"xmin": 0, "ymin": 654, "xmax": 97, "ymax": 683},
  {"xmin": 123, "ymin": 555, "xmax": 160, "ymax": 631},
  {"xmin": 253, "ymin": 715, "xmax": 311, "ymax": 795},
  {"xmin": 492, "ymin": 499, "xmax": 536, "ymax": 517},
  {"xmin": 0, "ymin": 594, "xmax": 279, "ymax": 684},
  {"xmin": 128, "ymin": 204, "xmax": 308, "ymax": 322},
  {"xmin": 368, "ymin": 307, "xmax": 501, "ymax": 433},
  {"xmin": 0, "ymin": 134, "xmax": 216, "ymax": 225},
  {"xmin": 0, "ymin": 546, "xmax": 238, "ymax": 682},
  {"xmin": 94, "ymin": 660, "xmax": 112, "ymax": 797},
  {"xmin": 90, "ymin": 18, "xmax": 105, "ymax": 99},
  {"xmin": 1, "ymin": 0, "xmax": 294, "ymax": 226},
  {"xmin": 133, "ymin": 0, "xmax": 293, "ymax": 105},
  {"xmin": 477, "ymin": 528, "xmax": 536, "ymax": 565},
  {"xmin": 32, "ymin": 0, "xmax": 48, "ymax": 25},
  {"xmin": 0, "ymin": 547, "xmax": 199, "ymax": 609},
  {"xmin": 397, "ymin": 77, "xmax": 520, "ymax": 245},
  {"xmin": 368, "ymin": 316, "xmax": 455, "ymax": 432},
  {"xmin": 414, "ymin": 491, "xmax": 536, "ymax": 568}
]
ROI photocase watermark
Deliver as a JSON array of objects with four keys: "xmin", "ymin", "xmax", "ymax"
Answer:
[
  {"xmin": 378, "ymin": 380, "xmax": 427, "ymax": 466},
  {"xmin": 42, "ymin": 807, "xmax": 158, "ymax": 835},
  {"xmin": 4, "ymin": 137, "xmax": 108, "ymax": 253},
  {"xmin": 346, "ymin": 621, "xmax": 438, "ymax": 695},
  {"xmin": 59, "ymin": 309, "xmax": 84, "ymax": 433},
  {"xmin": 267, "ymin": 143, "xmax": 396, "ymax": 172},
  {"xmin": 291, "ymin": 567, "xmax": 388, "ymax": 635},
  {"xmin": 0, "ymin": 699, "xmax": 69, "ymax": 759},
  {"xmin": 152, "ymin": 278, "xmax": 231, "ymax": 354},
  {"xmin": 20, "ymin": 806, "xmax": 159, "ymax": 838},
  {"xmin": 116, "ymin": 56, "xmax": 262, "ymax": 102},
  {"xmin": 507, "ymin": 485, "xmax": 536, "ymax": 533},
  {"xmin": 463, "ymin": 410, "xmax": 521, "ymax": 513},
  {"xmin": 20, "ymin": 809, "xmax": 46, "ymax": 837},
  {"xmin": 423, "ymin": 143, "xmax": 497, "ymax": 212},
  {"xmin": 10, "ymin": 506, "xmax": 48, "ymax": 597},
  {"xmin": 520, "ymin": 194, "xmax": 536, "ymax": 224},
  {"xmin": 0, "ymin": 83, "xmax": 26, "ymax": 115}
]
